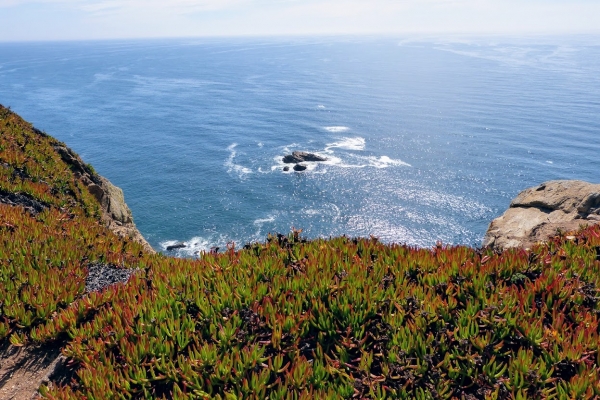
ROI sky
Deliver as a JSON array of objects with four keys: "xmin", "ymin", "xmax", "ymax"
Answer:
[{"xmin": 0, "ymin": 0, "xmax": 599, "ymax": 42}]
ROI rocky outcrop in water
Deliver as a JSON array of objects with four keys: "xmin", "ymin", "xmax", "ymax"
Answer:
[
  {"xmin": 54, "ymin": 144, "xmax": 155, "ymax": 253},
  {"xmin": 293, "ymin": 164, "xmax": 307, "ymax": 172},
  {"xmin": 166, "ymin": 242, "xmax": 186, "ymax": 251},
  {"xmin": 483, "ymin": 180, "xmax": 600, "ymax": 249},
  {"xmin": 283, "ymin": 151, "xmax": 327, "ymax": 164}
]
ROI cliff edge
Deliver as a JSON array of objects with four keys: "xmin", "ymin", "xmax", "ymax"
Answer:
[
  {"xmin": 484, "ymin": 180, "xmax": 600, "ymax": 249},
  {"xmin": 53, "ymin": 144, "xmax": 154, "ymax": 254},
  {"xmin": 0, "ymin": 104, "xmax": 155, "ymax": 399}
]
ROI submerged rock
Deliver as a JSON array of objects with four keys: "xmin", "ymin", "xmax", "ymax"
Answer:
[
  {"xmin": 283, "ymin": 151, "xmax": 327, "ymax": 164},
  {"xmin": 483, "ymin": 180, "xmax": 600, "ymax": 249}
]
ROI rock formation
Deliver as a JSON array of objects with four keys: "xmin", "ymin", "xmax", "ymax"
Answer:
[
  {"xmin": 293, "ymin": 164, "xmax": 307, "ymax": 171},
  {"xmin": 54, "ymin": 144, "xmax": 155, "ymax": 253},
  {"xmin": 282, "ymin": 151, "xmax": 327, "ymax": 164},
  {"xmin": 483, "ymin": 180, "xmax": 600, "ymax": 249},
  {"xmin": 166, "ymin": 242, "xmax": 186, "ymax": 251}
]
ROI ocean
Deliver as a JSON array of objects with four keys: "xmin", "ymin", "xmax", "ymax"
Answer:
[{"xmin": 1, "ymin": 36, "xmax": 599, "ymax": 256}]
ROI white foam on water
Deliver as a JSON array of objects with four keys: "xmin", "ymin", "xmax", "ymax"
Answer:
[
  {"xmin": 254, "ymin": 215, "xmax": 276, "ymax": 225},
  {"xmin": 257, "ymin": 142, "xmax": 264, "ymax": 147},
  {"xmin": 303, "ymin": 209, "xmax": 320, "ymax": 216},
  {"xmin": 160, "ymin": 234, "xmax": 245, "ymax": 258},
  {"xmin": 272, "ymin": 155, "xmax": 289, "ymax": 172},
  {"xmin": 325, "ymin": 137, "xmax": 366, "ymax": 152},
  {"xmin": 322, "ymin": 154, "xmax": 410, "ymax": 169},
  {"xmin": 281, "ymin": 143, "xmax": 300, "ymax": 155},
  {"xmin": 160, "ymin": 239, "xmax": 184, "ymax": 249},
  {"xmin": 366, "ymin": 156, "xmax": 412, "ymax": 168},
  {"xmin": 324, "ymin": 126, "xmax": 350, "ymax": 133},
  {"xmin": 317, "ymin": 105, "xmax": 326, "ymax": 109},
  {"xmin": 319, "ymin": 154, "xmax": 343, "ymax": 167},
  {"xmin": 253, "ymin": 214, "xmax": 277, "ymax": 236},
  {"xmin": 225, "ymin": 144, "xmax": 252, "ymax": 177}
]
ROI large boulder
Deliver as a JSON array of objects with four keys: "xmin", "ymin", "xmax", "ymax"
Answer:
[
  {"xmin": 483, "ymin": 180, "xmax": 600, "ymax": 249},
  {"xmin": 283, "ymin": 151, "xmax": 327, "ymax": 164}
]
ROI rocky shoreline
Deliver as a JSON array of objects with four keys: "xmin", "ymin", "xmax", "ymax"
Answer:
[{"xmin": 484, "ymin": 180, "xmax": 600, "ymax": 249}]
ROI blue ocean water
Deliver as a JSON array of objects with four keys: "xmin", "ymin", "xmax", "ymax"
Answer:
[{"xmin": 1, "ymin": 36, "xmax": 599, "ymax": 255}]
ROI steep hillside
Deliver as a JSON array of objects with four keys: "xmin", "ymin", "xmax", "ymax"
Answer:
[{"xmin": 1, "ymin": 106, "xmax": 600, "ymax": 399}]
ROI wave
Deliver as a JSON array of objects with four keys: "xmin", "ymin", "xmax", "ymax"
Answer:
[
  {"xmin": 159, "ymin": 237, "xmax": 215, "ymax": 257},
  {"xmin": 272, "ymin": 138, "xmax": 409, "ymax": 172},
  {"xmin": 325, "ymin": 137, "xmax": 366, "ymax": 152},
  {"xmin": 365, "ymin": 155, "xmax": 411, "ymax": 168},
  {"xmin": 160, "ymin": 234, "xmax": 241, "ymax": 257},
  {"xmin": 324, "ymin": 126, "xmax": 349, "ymax": 133},
  {"xmin": 254, "ymin": 215, "xmax": 276, "ymax": 225},
  {"xmin": 324, "ymin": 154, "xmax": 411, "ymax": 169},
  {"xmin": 253, "ymin": 214, "xmax": 277, "ymax": 236},
  {"xmin": 225, "ymin": 144, "xmax": 252, "ymax": 177}
]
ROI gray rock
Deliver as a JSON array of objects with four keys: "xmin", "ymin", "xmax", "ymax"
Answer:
[
  {"xmin": 293, "ymin": 164, "xmax": 307, "ymax": 172},
  {"xmin": 86, "ymin": 262, "xmax": 137, "ymax": 293},
  {"xmin": 484, "ymin": 180, "xmax": 600, "ymax": 249},
  {"xmin": 166, "ymin": 242, "xmax": 186, "ymax": 251},
  {"xmin": 283, "ymin": 151, "xmax": 327, "ymax": 164}
]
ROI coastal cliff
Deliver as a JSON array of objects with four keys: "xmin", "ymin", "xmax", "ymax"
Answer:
[
  {"xmin": 52, "ymin": 143, "xmax": 154, "ymax": 254},
  {"xmin": 2, "ymin": 105, "xmax": 600, "ymax": 398},
  {"xmin": 484, "ymin": 180, "xmax": 600, "ymax": 249},
  {"xmin": 0, "ymin": 105, "xmax": 153, "ymax": 254},
  {"xmin": 0, "ymin": 104, "xmax": 155, "ymax": 399}
]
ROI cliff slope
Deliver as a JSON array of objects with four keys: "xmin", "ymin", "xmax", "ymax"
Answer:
[
  {"xmin": 0, "ymin": 105, "xmax": 153, "ymax": 253},
  {"xmin": 0, "ymin": 104, "xmax": 154, "ymax": 399}
]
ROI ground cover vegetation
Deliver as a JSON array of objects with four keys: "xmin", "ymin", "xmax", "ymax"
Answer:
[{"xmin": 1, "ymin": 104, "xmax": 600, "ymax": 399}]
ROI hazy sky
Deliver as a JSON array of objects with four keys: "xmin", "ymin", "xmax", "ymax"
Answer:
[{"xmin": 1, "ymin": 0, "xmax": 599, "ymax": 42}]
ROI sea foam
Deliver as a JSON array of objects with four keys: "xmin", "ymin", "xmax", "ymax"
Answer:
[
  {"xmin": 225, "ymin": 144, "xmax": 252, "ymax": 177},
  {"xmin": 325, "ymin": 137, "xmax": 366, "ymax": 152},
  {"xmin": 324, "ymin": 126, "xmax": 350, "ymax": 133},
  {"xmin": 365, "ymin": 156, "xmax": 411, "ymax": 168}
]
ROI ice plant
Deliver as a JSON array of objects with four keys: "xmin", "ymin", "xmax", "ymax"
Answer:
[{"xmin": 1, "ymin": 105, "xmax": 600, "ymax": 398}]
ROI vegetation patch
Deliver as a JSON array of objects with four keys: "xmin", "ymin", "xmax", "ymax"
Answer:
[{"xmin": 1, "ymin": 104, "xmax": 600, "ymax": 399}]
